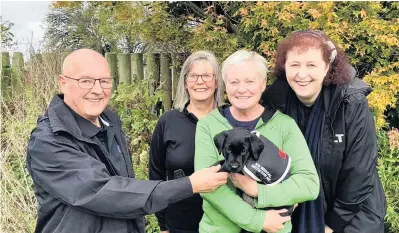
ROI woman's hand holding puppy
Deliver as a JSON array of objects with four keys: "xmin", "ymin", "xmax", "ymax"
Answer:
[
  {"xmin": 230, "ymin": 173, "xmax": 259, "ymax": 197},
  {"xmin": 262, "ymin": 209, "xmax": 291, "ymax": 233}
]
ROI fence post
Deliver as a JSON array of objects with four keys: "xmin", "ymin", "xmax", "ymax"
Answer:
[
  {"xmin": 11, "ymin": 52, "xmax": 24, "ymax": 96},
  {"xmin": 146, "ymin": 53, "xmax": 159, "ymax": 96},
  {"xmin": 160, "ymin": 53, "xmax": 172, "ymax": 111},
  {"xmin": 117, "ymin": 54, "xmax": 131, "ymax": 84},
  {"xmin": 171, "ymin": 53, "xmax": 183, "ymax": 101},
  {"xmin": 1, "ymin": 52, "xmax": 11, "ymax": 99},
  {"xmin": 105, "ymin": 53, "xmax": 117, "ymax": 92},
  {"xmin": 131, "ymin": 53, "xmax": 144, "ymax": 82}
]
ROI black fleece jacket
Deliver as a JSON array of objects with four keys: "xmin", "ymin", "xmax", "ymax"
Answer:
[{"xmin": 149, "ymin": 105, "xmax": 203, "ymax": 233}]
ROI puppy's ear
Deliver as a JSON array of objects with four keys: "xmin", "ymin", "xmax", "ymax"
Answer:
[
  {"xmin": 247, "ymin": 134, "xmax": 264, "ymax": 160},
  {"xmin": 214, "ymin": 131, "xmax": 228, "ymax": 155}
]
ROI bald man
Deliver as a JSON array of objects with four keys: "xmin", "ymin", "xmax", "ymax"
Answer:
[{"xmin": 26, "ymin": 49, "xmax": 228, "ymax": 233}]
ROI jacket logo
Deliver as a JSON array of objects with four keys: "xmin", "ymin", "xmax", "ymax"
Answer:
[
  {"xmin": 278, "ymin": 149, "xmax": 287, "ymax": 159},
  {"xmin": 334, "ymin": 134, "xmax": 344, "ymax": 143}
]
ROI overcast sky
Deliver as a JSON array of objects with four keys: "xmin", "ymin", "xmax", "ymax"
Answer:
[{"xmin": 1, "ymin": 1, "xmax": 51, "ymax": 54}]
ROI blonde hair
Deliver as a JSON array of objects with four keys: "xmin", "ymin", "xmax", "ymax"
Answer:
[{"xmin": 174, "ymin": 51, "xmax": 224, "ymax": 111}]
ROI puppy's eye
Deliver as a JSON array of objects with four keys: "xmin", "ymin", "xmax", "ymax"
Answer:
[{"xmin": 242, "ymin": 149, "xmax": 247, "ymax": 154}]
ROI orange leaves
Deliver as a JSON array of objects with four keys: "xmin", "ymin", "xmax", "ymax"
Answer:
[
  {"xmin": 365, "ymin": 62, "xmax": 399, "ymax": 129},
  {"xmin": 260, "ymin": 19, "xmax": 268, "ymax": 28},
  {"xmin": 308, "ymin": 9, "xmax": 322, "ymax": 19},
  {"xmin": 375, "ymin": 35, "xmax": 399, "ymax": 47},
  {"xmin": 360, "ymin": 9, "xmax": 368, "ymax": 18},
  {"xmin": 289, "ymin": 2, "xmax": 301, "ymax": 11},
  {"xmin": 277, "ymin": 11, "xmax": 295, "ymax": 22},
  {"xmin": 240, "ymin": 8, "xmax": 248, "ymax": 17}
]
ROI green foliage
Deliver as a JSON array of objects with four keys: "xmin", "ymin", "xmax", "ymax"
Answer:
[
  {"xmin": 188, "ymin": 11, "xmax": 239, "ymax": 60},
  {"xmin": 377, "ymin": 130, "xmax": 399, "ymax": 232},
  {"xmin": 235, "ymin": 2, "xmax": 398, "ymax": 74},
  {"xmin": 364, "ymin": 62, "xmax": 399, "ymax": 129},
  {"xmin": 46, "ymin": 2, "xmax": 193, "ymax": 53},
  {"xmin": 45, "ymin": 2, "xmax": 112, "ymax": 53},
  {"xmin": 0, "ymin": 16, "xmax": 16, "ymax": 50},
  {"xmin": 1, "ymin": 54, "xmax": 59, "ymax": 233},
  {"xmin": 109, "ymin": 80, "xmax": 163, "ymax": 233}
]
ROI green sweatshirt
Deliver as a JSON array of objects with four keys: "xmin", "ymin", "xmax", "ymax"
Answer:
[{"xmin": 194, "ymin": 107, "xmax": 319, "ymax": 233}]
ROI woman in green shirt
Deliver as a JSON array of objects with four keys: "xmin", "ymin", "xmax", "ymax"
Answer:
[{"xmin": 194, "ymin": 50, "xmax": 319, "ymax": 233}]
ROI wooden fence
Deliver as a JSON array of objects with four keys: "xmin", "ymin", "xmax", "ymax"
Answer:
[{"xmin": 0, "ymin": 52, "xmax": 187, "ymax": 111}]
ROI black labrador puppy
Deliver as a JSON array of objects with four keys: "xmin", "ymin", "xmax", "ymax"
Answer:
[{"xmin": 213, "ymin": 127, "xmax": 293, "ymax": 217}]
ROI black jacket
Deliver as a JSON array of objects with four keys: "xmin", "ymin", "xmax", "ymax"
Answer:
[
  {"xmin": 262, "ymin": 71, "xmax": 387, "ymax": 233},
  {"xmin": 149, "ymin": 107, "xmax": 203, "ymax": 233},
  {"xmin": 26, "ymin": 95, "xmax": 193, "ymax": 233}
]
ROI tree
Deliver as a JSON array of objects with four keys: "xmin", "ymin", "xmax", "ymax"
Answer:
[
  {"xmin": 0, "ymin": 16, "xmax": 16, "ymax": 50},
  {"xmin": 44, "ymin": 2, "xmax": 113, "ymax": 54}
]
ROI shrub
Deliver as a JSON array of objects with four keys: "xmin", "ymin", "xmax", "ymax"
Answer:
[
  {"xmin": 0, "ymin": 55, "xmax": 59, "ymax": 233},
  {"xmin": 109, "ymin": 81, "xmax": 163, "ymax": 233},
  {"xmin": 377, "ymin": 130, "xmax": 399, "ymax": 232},
  {"xmin": 364, "ymin": 62, "xmax": 399, "ymax": 129}
]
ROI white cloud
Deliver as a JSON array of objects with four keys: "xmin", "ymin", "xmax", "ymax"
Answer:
[{"xmin": 1, "ymin": 1, "xmax": 51, "ymax": 54}]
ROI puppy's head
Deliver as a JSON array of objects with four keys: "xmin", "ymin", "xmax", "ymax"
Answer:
[{"xmin": 214, "ymin": 128, "xmax": 264, "ymax": 173}]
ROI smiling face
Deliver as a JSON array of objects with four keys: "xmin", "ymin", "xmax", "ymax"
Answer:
[
  {"xmin": 285, "ymin": 47, "xmax": 329, "ymax": 105},
  {"xmin": 60, "ymin": 49, "xmax": 112, "ymax": 125},
  {"xmin": 185, "ymin": 60, "xmax": 217, "ymax": 103},
  {"xmin": 225, "ymin": 60, "xmax": 266, "ymax": 112}
]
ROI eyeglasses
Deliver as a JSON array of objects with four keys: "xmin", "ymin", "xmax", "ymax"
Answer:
[
  {"xmin": 186, "ymin": 73, "xmax": 215, "ymax": 82},
  {"xmin": 62, "ymin": 75, "xmax": 114, "ymax": 89}
]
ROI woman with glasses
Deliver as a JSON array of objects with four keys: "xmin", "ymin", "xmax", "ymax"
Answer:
[
  {"xmin": 261, "ymin": 30, "xmax": 386, "ymax": 233},
  {"xmin": 149, "ymin": 51, "xmax": 225, "ymax": 233}
]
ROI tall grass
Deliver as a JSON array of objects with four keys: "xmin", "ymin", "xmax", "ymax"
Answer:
[{"xmin": 0, "ymin": 54, "xmax": 60, "ymax": 233}]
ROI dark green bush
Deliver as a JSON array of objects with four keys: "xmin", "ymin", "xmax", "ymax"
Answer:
[
  {"xmin": 110, "ymin": 80, "xmax": 163, "ymax": 233},
  {"xmin": 377, "ymin": 130, "xmax": 399, "ymax": 232}
]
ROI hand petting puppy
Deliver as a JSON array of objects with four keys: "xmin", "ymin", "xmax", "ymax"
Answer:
[{"xmin": 230, "ymin": 173, "xmax": 258, "ymax": 197}]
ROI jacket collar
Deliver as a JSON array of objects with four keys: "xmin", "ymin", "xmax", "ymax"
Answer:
[
  {"xmin": 182, "ymin": 101, "xmax": 199, "ymax": 123},
  {"xmin": 46, "ymin": 94, "xmax": 120, "ymax": 139},
  {"xmin": 262, "ymin": 65, "xmax": 370, "ymax": 121}
]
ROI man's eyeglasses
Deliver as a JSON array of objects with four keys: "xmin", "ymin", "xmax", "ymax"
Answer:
[
  {"xmin": 186, "ymin": 73, "xmax": 215, "ymax": 82},
  {"xmin": 62, "ymin": 75, "xmax": 114, "ymax": 89}
]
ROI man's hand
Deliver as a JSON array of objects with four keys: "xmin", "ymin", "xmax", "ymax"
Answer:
[
  {"xmin": 160, "ymin": 231, "xmax": 169, "ymax": 233},
  {"xmin": 262, "ymin": 209, "xmax": 291, "ymax": 233},
  {"xmin": 189, "ymin": 165, "xmax": 228, "ymax": 194},
  {"xmin": 325, "ymin": 226, "xmax": 333, "ymax": 233},
  {"xmin": 230, "ymin": 173, "xmax": 258, "ymax": 197}
]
